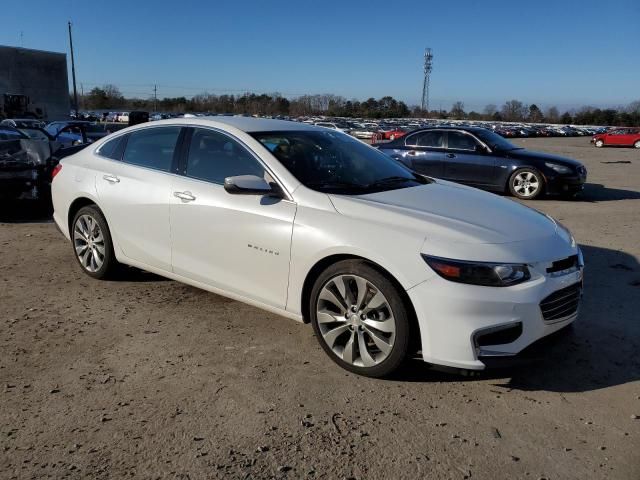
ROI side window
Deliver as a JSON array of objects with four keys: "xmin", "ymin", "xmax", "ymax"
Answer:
[
  {"xmin": 447, "ymin": 132, "xmax": 478, "ymax": 151},
  {"xmin": 185, "ymin": 128, "xmax": 264, "ymax": 184},
  {"xmin": 122, "ymin": 127, "xmax": 181, "ymax": 172},
  {"xmin": 415, "ymin": 131, "xmax": 445, "ymax": 148},
  {"xmin": 405, "ymin": 131, "xmax": 444, "ymax": 148},
  {"xmin": 96, "ymin": 136, "xmax": 123, "ymax": 160}
]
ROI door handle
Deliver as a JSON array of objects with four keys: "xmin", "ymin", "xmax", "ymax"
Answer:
[
  {"xmin": 446, "ymin": 153, "xmax": 456, "ymax": 158},
  {"xmin": 102, "ymin": 174, "xmax": 120, "ymax": 183},
  {"xmin": 407, "ymin": 150, "xmax": 418, "ymax": 156},
  {"xmin": 173, "ymin": 191, "xmax": 196, "ymax": 202}
]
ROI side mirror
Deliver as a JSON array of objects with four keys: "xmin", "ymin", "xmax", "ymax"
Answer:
[{"xmin": 224, "ymin": 175, "xmax": 276, "ymax": 196}]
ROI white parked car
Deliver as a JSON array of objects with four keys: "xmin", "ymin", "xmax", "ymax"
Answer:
[
  {"xmin": 116, "ymin": 112, "xmax": 130, "ymax": 123},
  {"xmin": 314, "ymin": 121, "xmax": 349, "ymax": 133},
  {"xmin": 51, "ymin": 117, "xmax": 583, "ymax": 377}
]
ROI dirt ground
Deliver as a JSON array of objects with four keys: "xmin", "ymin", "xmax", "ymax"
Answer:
[{"xmin": 1, "ymin": 137, "xmax": 639, "ymax": 479}]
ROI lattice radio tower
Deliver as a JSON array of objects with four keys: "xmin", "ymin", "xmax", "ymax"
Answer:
[{"xmin": 421, "ymin": 48, "xmax": 433, "ymax": 113}]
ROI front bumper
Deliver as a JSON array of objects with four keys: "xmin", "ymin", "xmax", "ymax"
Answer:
[
  {"xmin": 545, "ymin": 172, "xmax": 587, "ymax": 195},
  {"xmin": 408, "ymin": 258, "xmax": 583, "ymax": 370}
]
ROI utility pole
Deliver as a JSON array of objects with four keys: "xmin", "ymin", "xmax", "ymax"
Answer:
[
  {"xmin": 68, "ymin": 21, "xmax": 79, "ymax": 117},
  {"xmin": 421, "ymin": 48, "xmax": 433, "ymax": 115},
  {"xmin": 154, "ymin": 84, "xmax": 158, "ymax": 113}
]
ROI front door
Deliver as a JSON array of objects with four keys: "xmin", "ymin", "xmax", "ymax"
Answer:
[
  {"xmin": 443, "ymin": 131, "xmax": 496, "ymax": 186},
  {"xmin": 170, "ymin": 127, "xmax": 296, "ymax": 309}
]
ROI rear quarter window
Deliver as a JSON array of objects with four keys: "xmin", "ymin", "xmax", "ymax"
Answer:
[
  {"xmin": 95, "ymin": 136, "xmax": 124, "ymax": 160},
  {"xmin": 121, "ymin": 127, "xmax": 181, "ymax": 172}
]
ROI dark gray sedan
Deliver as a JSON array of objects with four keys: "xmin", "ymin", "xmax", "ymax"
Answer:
[{"xmin": 378, "ymin": 127, "xmax": 587, "ymax": 199}]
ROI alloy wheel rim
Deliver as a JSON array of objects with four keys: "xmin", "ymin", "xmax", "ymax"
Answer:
[
  {"xmin": 73, "ymin": 214, "xmax": 105, "ymax": 273},
  {"xmin": 513, "ymin": 171, "xmax": 540, "ymax": 197},
  {"xmin": 316, "ymin": 274, "xmax": 396, "ymax": 367}
]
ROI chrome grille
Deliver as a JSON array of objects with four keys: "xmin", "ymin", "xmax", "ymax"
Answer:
[{"xmin": 540, "ymin": 282, "xmax": 582, "ymax": 321}]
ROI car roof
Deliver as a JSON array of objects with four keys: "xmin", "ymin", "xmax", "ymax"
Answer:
[
  {"xmin": 410, "ymin": 126, "xmax": 490, "ymax": 133},
  {"xmin": 150, "ymin": 116, "xmax": 319, "ymax": 133}
]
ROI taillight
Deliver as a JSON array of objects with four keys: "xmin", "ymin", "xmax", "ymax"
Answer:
[{"xmin": 51, "ymin": 164, "xmax": 62, "ymax": 180}]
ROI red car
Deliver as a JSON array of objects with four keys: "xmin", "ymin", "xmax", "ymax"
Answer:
[
  {"xmin": 592, "ymin": 127, "xmax": 640, "ymax": 148},
  {"xmin": 371, "ymin": 128, "xmax": 409, "ymax": 144}
]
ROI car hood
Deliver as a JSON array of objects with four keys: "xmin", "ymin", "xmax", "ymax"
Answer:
[
  {"xmin": 329, "ymin": 180, "xmax": 576, "ymax": 263},
  {"xmin": 504, "ymin": 148, "xmax": 583, "ymax": 167}
]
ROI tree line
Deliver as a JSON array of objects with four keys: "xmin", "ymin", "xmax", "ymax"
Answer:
[
  {"xmin": 442, "ymin": 99, "xmax": 640, "ymax": 127},
  {"xmin": 77, "ymin": 85, "xmax": 639, "ymax": 126},
  {"xmin": 79, "ymin": 85, "xmax": 410, "ymax": 119}
]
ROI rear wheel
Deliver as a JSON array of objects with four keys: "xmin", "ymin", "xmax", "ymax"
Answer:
[
  {"xmin": 509, "ymin": 168, "xmax": 544, "ymax": 200},
  {"xmin": 634, "ymin": 140, "xmax": 640, "ymax": 149},
  {"xmin": 309, "ymin": 260, "xmax": 410, "ymax": 377},
  {"xmin": 71, "ymin": 205, "xmax": 118, "ymax": 279}
]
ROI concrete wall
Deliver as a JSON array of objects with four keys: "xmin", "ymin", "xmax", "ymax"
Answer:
[{"xmin": 0, "ymin": 45, "xmax": 70, "ymax": 120}]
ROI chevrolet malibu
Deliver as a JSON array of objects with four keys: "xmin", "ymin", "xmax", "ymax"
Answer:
[{"xmin": 51, "ymin": 118, "xmax": 584, "ymax": 377}]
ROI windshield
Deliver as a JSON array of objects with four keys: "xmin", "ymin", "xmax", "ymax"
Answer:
[
  {"xmin": 251, "ymin": 130, "xmax": 428, "ymax": 194},
  {"xmin": 473, "ymin": 129, "xmax": 521, "ymax": 151}
]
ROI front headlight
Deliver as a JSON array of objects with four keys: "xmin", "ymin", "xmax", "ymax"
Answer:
[
  {"xmin": 545, "ymin": 162, "xmax": 572, "ymax": 174},
  {"xmin": 422, "ymin": 255, "xmax": 530, "ymax": 287}
]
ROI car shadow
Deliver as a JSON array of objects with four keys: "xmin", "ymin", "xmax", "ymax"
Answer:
[
  {"xmin": 390, "ymin": 244, "xmax": 640, "ymax": 393},
  {"xmin": 0, "ymin": 200, "xmax": 53, "ymax": 223},
  {"xmin": 577, "ymin": 183, "xmax": 640, "ymax": 202},
  {"xmin": 110, "ymin": 266, "xmax": 170, "ymax": 283}
]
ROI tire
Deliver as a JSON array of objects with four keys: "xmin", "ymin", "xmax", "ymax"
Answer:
[
  {"xmin": 309, "ymin": 260, "xmax": 410, "ymax": 377},
  {"xmin": 508, "ymin": 168, "xmax": 544, "ymax": 200},
  {"xmin": 595, "ymin": 139, "xmax": 604, "ymax": 148},
  {"xmin": 634, "ymin": 140, "xmax": 640, "ymax": 149},
  {"xmin": 71, "ymin": 205, "xmax": 118, "ymax": 279}
]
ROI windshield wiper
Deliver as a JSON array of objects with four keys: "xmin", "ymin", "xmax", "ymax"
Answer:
[
  {"xmin": 306, "ymin": 180, "xmax": 366, "ymax": 190},
  {"xmin": 366, "ymin": 176, "xmax": 415, "ymax": 188}
]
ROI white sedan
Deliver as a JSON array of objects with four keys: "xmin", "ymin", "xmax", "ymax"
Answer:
[{"xmin": 51, "ymin": 117, "xmax": 583, "ymax": 377}]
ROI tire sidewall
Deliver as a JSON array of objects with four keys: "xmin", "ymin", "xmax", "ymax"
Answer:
[
  {"xmin": 508, "ymin": 168, "xmax": 544, "ymax": 200},
  {"xmin": 72, "ymin": 205, "xmax": 116, "ymax": 279},
  {"xmin": 309, "ymin": 260, "xmax": 410, "ymax": 378}
]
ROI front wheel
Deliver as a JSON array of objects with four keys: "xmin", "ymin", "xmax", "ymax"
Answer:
[
  {"xmin": 309, "ymin": 260, "xmax": 410, "ymax": 377},
  {"xmin": 509, "ymin": 168, "xmax": 544, "ymax": 200},
  {"xmin": 634, "ymin": 140, "xmax": 640, "ymax": 149},
  {"xmin": 595, "ymin": 139, "xmax": 604, "ymax": 148}
]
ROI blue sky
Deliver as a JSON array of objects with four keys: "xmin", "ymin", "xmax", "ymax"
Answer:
[{"xmin": 2, "ymin": 0, "xmax": 638, "ymax": 111}]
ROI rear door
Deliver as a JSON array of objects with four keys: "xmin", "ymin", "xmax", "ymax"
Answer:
[
  {"xmin": 442, "ymin": 131, "xmax": 496, "ymax": 186},
  {"xmin": 94, "ymin": 126, "xmax": 183, "ymax": 272},
  {"xmin": 397, "ymin": 130, "xmax": 445, "ymax": 177}
]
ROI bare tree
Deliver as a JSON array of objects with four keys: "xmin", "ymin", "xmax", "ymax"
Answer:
[
  {"xmin": 483, "ymin": 104, "xmax": 497, "ymax": 118},
  {"xmin": 500, "ymin": 100, "xmax": 528, "ymax": 122},
  {"xmin": 450, "ymin": 101, "xmax": 465, "ymax": 119},
  {"xmin": 546, "ymin": 106, "xmax": 560, "ymax": 123}
]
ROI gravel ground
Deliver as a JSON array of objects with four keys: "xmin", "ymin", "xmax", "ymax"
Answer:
[{"xmin": 1, "ymin": 137, "xmax": 639, "ymax": 479}]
